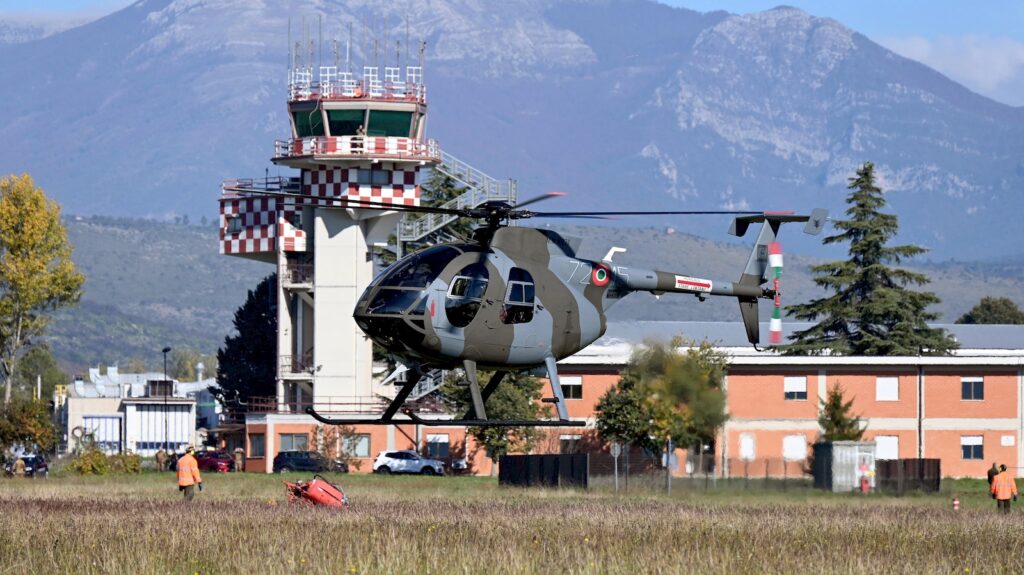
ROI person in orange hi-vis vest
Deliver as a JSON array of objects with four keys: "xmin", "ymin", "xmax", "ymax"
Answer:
[
  {"xmin": 176, "ymin": 446, "xmax": 203, "ymax": 502},
  {"xmin": 991, "ymin": 464, "xmax": 1018, "ymax": 514}
]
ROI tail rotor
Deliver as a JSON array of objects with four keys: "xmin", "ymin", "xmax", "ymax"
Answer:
[{"xmin": 768, "ymin": 242, "xmax": 783, "ymax": 345}]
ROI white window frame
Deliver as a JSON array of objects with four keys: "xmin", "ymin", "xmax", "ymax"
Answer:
[
  {"xmin": 226, "ymin": 216, "xmax": 243, "ymax": 234},
  {"xmin": 876, "ymin": 376, "xmax": 899, "ymax": 401},
  {"xmin": 783, "ymin": 376, "xmax": 807, "ymax": 401},
  {"xmin": 739, "ymin": 433, "xmax": 756, "ymax": 461},
  {"xmin": 961, "ymin": 376, "xmax": 984, "ymax": 401},
  {"xmin": 782, "ymin": 434, "xmax": 806, "ymax": 461},
  {"xmin": 875, "ymin": 435, "xmax": 899, "ymax": 460},
  {"xmin": 426, "ymin": 434, "xmax": 449, "ymax": 458},
  {"xmin": 560, "ymin": 376, "xmax": 583, "ymax": 400},
  {"xmin": 343, "ymin": 434, "xmax": 370, "ymax": 458},
  {"xmin": 961, "ymin": 435, "xmax": 984, "ymax": 460},
  {"xmin": 279, "ymin": 433, "xmax": 308, "ymax": 452}
]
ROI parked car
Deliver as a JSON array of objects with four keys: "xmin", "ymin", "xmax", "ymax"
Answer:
[
  {"xmin": 4, "ymin": 454, "xmax": 48, "ymax": 478},
  {"xmin": 273, "ymin": 451, "xmax": 348, "ymax": 474},
  {"xmin": 195, "ymin": 450, "xmax": 234, "ymax": 473},
  {"xmin": 373, "ymin": 450, "xmax": 444, "ymax": 475}
]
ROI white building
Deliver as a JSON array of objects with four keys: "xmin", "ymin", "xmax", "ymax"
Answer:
[{"xmin": 62, "ymin": 365, "xmax": 219, "ymax": 456}]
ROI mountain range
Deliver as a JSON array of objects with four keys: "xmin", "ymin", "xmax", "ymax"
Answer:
[{"xmin": 0, "ymin": 0, "xmax": 1022, "ymax": 261}]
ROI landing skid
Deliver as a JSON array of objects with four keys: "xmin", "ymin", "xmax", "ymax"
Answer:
[
  {"xmin": 305, "ymin": 406, "xmax": 585, "ymax": 427},
  {"xmin": 305, "ymin": 358, "xmax": 584, "ymax": 428}
]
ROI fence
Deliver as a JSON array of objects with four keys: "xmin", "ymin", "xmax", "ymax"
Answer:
[
  {"xmin": 586, "ymin": 449, "xmax": 813, "ymax": 492},
  {"xmin": 875, "ymin": 459, "xmax": 942, "ymax": 494},
  {"xmin": 499, "ymin": 454, "xmax": 589, "ymax": 488}
]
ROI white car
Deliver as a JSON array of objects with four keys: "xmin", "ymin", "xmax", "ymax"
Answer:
[{"xmin": 373, "ymin": 450, "xmax": 445, "ymax": 475}]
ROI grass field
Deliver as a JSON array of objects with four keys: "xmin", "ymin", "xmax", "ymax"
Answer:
[{"xmin": 1, "ymin": 472, "xmax": 1022, "ymax": 574}]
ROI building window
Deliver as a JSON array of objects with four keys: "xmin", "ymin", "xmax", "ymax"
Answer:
[
  {"xmin": 343, "ymin": 434, "xmax": 370, "ymax": 458},
  {"xmin": 876, "ymin": 376, "xmax": 899, "ymax": 401},
  {"xmin": 560, "ymin": 434, "xmax": 582, "ymax": 454},
  {"xmin": 249, "ymin": 433, "xmax": 265, "ymax": 458},
  {"xmin": 961, "ymin": 435, "xmax": 983, "ymax": 460},
  {"xmin": 875, "ymin": 435, "xmax": 899, "ymax": 460},
  {"xmin": 782, "ymin": 435, "xmax": 806, "ymax": 461},
  {"xmin": 279, "ymin": 433, "xmax": 309, "ymax": 452},
  {"xmin": 293, "ymin": 109, "xmax": 325, "ymax": 137},
  {"xmin": 961, "ymin": 377, "xmax": 984, "ymax": 401},
  {"xmin": 357, "ymin": 169, "xmax": 392, "ymax": 186},
  {"xmin": 560, "ymin": 376, "xmax": 583, "ymax": 400},
  {"xmin": 226, "ymin": 216, "xmax": 243, "ymax": 235},
  {"xmin": 739, "ymin": 433, "xmax": 756, "ymax": 461},
  {"xmin": 783, "ymin": 376, "xmax": 807, "ymax": 400},
  {"xmin": 426, "ymin": 434, "xmax": 450, "ymax": 458}
]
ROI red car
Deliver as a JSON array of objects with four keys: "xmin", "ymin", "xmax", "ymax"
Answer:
[{"xmin": 195, "ymin": 451, "xmax": 235, "ymax": 473}]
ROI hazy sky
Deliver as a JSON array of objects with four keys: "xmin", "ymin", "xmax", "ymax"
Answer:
[{"xmin": 4, "ymin": 0, "xmax": 1023, "ymax": 105}]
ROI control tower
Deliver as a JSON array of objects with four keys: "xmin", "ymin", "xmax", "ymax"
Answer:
[{"xmin": 220, "ymin": 63, "xmax": 439, "ymax": 413}]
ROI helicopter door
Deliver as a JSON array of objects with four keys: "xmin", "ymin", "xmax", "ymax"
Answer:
[
  {"xmin": 501, "ymin": 268, "xmax": 535, "ymax": 324},
  {"xmin": 445, "ymin": 263, "xmax": 489, "ymax": 328}
]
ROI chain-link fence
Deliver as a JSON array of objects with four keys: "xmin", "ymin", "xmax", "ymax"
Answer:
[{"xmin": 587, "ymin": 449, "xmax": 813, "ymax": 492}]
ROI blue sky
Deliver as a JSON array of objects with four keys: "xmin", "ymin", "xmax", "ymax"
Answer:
[{"xmin": 4, "ymin": 0, "xmax": 1023, "ymax": 104}]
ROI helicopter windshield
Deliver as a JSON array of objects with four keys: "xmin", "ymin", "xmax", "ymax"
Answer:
[{"xmin": 378, "ymin": 246, "xmax": 460, "ymax": 288}]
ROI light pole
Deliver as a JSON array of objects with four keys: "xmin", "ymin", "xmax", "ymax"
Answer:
[{"xmin": 162, "ymin": 346, "xmax": 171, "ymax": 451}]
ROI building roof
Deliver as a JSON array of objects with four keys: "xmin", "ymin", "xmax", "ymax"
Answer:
[{"xmin": 562, "ymin": 321, "xmax": 1024, "ymax": 367}]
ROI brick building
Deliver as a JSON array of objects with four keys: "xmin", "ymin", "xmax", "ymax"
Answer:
[{"xmin": 236, "ymin": 321, "xmax": 1024, "ymax": 479}]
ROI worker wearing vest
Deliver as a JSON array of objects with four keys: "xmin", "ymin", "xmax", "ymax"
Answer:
[
  {"xmin": 176, "ymin": 446, "xmax": 203, "ymax": 502},
  {"xmin": 991, "ymin": 464, "xmax": 1017, "ymax": 513}
]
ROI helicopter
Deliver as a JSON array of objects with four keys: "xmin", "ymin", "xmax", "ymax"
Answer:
[{"xmin": 225, "ymin": 185, "xmax": 826, "ymax": 427}]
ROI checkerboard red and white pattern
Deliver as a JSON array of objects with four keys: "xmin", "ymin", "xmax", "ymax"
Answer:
[
  {"xmin": 219, "ymin": 196, "xmax": 307, "ymax": 255},
  {"xmin": 302, "ymin": 165, "xmax": 421, "ymax": 207}
]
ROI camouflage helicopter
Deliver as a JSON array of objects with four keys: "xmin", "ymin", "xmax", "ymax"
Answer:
[{"xmin": 259, "ymin": 191, "xmax": 824, "ymax": 428}]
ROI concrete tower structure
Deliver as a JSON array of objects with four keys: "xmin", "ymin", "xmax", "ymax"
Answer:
[{"xmin": 220, "ymin": 64, "xmax": 438, "ymax": 413}]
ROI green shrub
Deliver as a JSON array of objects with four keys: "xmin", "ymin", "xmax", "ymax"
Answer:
[
  {"xmin": 69, "ymin": 447, "xmax": 110, "ymax": 476},
  {"xmin": 109, "ymin": 452, "xmax": 142, "ymax": 474}
]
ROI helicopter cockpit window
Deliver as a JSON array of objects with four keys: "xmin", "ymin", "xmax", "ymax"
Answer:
[
  {"xmin": 502, "ymin": 267, "xmax": 535, "ymax": 324},
  {"xmin": 445, "ymin": 263, "xmax": 488, "ymax": 328},
  {"xmin": 378, "ymin": 246, "xmax": 459, "ymax": 288}
]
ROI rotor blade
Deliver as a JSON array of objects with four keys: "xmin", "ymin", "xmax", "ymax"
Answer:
[
  {"xmin": 529, "ymin": 210, "xmax": 762, "ymax": 217},
  {"xmin": 223, "ymin": 186, "xmax": 466, "ymax": 217},
  {"xmin": 512, "ymin": 191, "xmax": 567, "ymax": 210},
  {"xmin": 523, "ymin": 214, "xmax": 617, "ymax": 220}
]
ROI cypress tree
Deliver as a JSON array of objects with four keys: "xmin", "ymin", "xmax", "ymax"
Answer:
[{"xmin": 784, "ymin": 162, "xmax": 957, "ymax": 355}]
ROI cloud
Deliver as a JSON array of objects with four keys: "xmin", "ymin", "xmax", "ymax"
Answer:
[{"xmin": 878, "ymin": 34, "xmax": 1024, "ymax": 106}]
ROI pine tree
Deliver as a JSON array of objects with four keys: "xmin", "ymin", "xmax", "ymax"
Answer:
[
  {"xmin": 818, "ymin": 384, "xmax": 864, "ymax": 442},
  {"xmin": 784, "ymin": 162, "xmax": 957, "ymax": 356},
  {"xmin": 214, "ymin": 273, "xmax": 277, "ymax": 403}
]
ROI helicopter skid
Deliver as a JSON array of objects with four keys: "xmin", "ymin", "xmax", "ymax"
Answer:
[{"xmin": 305, "ymin": 406, "xmax": 585, "ymax": 428}]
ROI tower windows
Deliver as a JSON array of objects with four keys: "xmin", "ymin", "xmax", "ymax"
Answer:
[
  {"xmin": 367, "ymin": 110, "xmax": 413, "ymax": 137},
  {"xmin": 326, "ymin": 109, "xmax": 365, "ymax": 136},
  {"xmin": 226, "ymin": 216, "xmax": 243, "ymax": 235},
  {"xmin": 292, "ymin": 109, "xmax": 325, "ymax": 137}
]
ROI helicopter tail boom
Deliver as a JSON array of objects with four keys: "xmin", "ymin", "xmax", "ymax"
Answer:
[{"xmin": 624, "ymin": 209, "xmax": 827, "ymax": 345}]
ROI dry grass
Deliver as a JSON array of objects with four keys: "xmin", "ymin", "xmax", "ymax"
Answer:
[{"xmin": 1, "ymin": 473, "xmax": 1020, "ymax": 574}]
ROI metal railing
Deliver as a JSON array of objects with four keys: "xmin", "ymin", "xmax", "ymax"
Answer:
[
  {"xmin": 280, "ymin": 352, "xmax": 315, "ymax": 375},
  {"xmin": 281, "ymin": 262, "xmax": 313, "ymax": 286},
  {"xmin": 221, "ymin": 176, "xmax": 302, "ymax": 197},
  {"xmin": 399, "ymin": 151, "xmax": 517, "ymax": 242},
  {"xmin": 245, "ymin": 395, "xmax": 389, "ymax": 415},
  {"xmin": 288, "ymin": 66, "xmax": 426, "ymax": 103},
  {"xmin": 273, "ymin": 136, "xmax": 440, "ymax": 163}
]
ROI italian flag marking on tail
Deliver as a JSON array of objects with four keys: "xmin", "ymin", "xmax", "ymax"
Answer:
[{"xmin": 769, "ymin": 242, "xmax": 783, "ymax": 344}]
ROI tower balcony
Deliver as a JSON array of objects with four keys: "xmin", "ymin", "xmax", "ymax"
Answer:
[{"xmin": 273, "ymin": 136, "xmax": 440, "ymax": 167}]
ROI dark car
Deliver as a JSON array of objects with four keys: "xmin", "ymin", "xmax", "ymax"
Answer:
[
  {"xmin": 4, "ymin": 454, "xmax": 48, "ymax": 478},
  {"xmin": 195, "ymin": 450, "xmax": 235, "ymax": 473},
  {"xmin": 273, "ymin": 451, "xmax": 348, "ymax": 474}
]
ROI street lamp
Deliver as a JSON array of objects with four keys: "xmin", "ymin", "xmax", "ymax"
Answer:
[{"xmin": 162, "ymin": 347, "xmax": 171, "ymax": 451}]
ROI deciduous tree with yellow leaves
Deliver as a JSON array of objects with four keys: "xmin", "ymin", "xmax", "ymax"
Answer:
[{"xmin": 0, "ymin": 174, "xmax": 84, "ymax": 406}]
